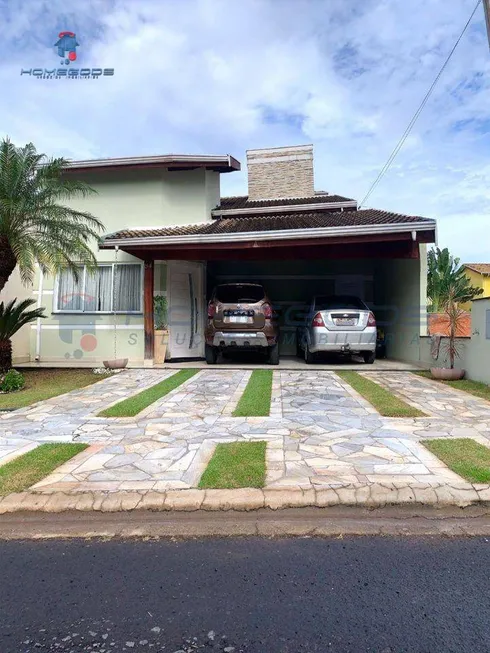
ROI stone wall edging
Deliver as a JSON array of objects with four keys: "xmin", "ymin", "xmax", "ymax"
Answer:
[{"xmin": 1, "ymin": 482, "xmax": 489, "ymax": 514}]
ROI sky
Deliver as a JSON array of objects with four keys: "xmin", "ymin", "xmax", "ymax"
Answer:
[{"xmin": 1, "ymin": 0, "xmax": 489, "ymax": 262}]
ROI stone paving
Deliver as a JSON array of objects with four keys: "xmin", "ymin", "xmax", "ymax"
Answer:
[{"xmin": 0, "ymin": 369, "xmax": 489, "ymax": 496}]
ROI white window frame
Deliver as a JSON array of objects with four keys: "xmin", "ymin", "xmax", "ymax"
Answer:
[{"xmin": 53, "ymin": 263, "xmax": 144, "ymax": 314}]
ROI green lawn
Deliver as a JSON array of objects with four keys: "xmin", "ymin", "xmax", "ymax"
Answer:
[
  {"xmin": 99, "ymin": 368, "xmax": 199, "ymax": 417},
  {"xmin": 198, "ymin": 441, "xmax": 267, "ymax": 489},
  {"xmin": 337, "ymin": 371, "xmax": 426, "ymax": 418},
  {"xmin": 232, "ymin": 369, "xmax": 273, "ymax": 417},
  {"xmin": 415, "ymin": 371, "xmax": 490, "ymax": 402},
  {"xmin": 0, "ymin": 369, "xmax": 103, "ymax": 410},
  {"xmin": 0, "ymin": 443, "xmax": 88, "ymax": 496},
  {"xmin": 422, "ymin": 438, "xmax": 490, "ymax": 483}
]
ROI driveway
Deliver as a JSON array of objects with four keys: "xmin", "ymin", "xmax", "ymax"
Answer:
[{"xmin": 0, "ymin": 369, "xmax": 489, "ymax": 493}]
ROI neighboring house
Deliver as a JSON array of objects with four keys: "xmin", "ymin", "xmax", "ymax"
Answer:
[
  {"xmin": 461, "ymin": 264, "xmax": 490, "ymax": 310},
  {"xmin": 3, "ymin": 144, "xmax": 437, "ymax": 366}
]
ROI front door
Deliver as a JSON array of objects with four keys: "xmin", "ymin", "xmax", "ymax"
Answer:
[{"xmin": 167, "ymin": 261, "xmax": 205, "ymax": 359}]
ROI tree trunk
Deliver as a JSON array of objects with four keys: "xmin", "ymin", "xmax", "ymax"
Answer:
[
  {"xmin": 0, "ymin": 338, "xmax": 12, "ymax": 372},
  {"xmin": 0, "ymin": 237, "xmax": 17, "ymax": 293}
]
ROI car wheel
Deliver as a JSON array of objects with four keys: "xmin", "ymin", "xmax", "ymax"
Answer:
[
  {"xmin": 363, "ymin": 351, "xmax": 376, "ymax": 364},
  {"xmin": 205, "ymin": 344, "xmax": 218, "ymax": 365},
  {"xmin": 269, "ymin": 343, "xmax": 279, "ymax": 365},
  {"xmin": 305, "ymin": 341, "xmax": 314, "ymax": 364}
]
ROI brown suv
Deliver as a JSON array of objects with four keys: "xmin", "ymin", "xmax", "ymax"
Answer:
[{"xmin": 205, "ymin": 283, "xmax": 279, "ymax": 365}]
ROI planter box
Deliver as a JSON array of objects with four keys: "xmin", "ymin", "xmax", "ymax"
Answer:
[
  {"xmin": 430, "ymin": 367, "xmax": 465, "ymax": 381},
  {"xmin": 103, "ymin": 358, "xmax": 128, "ymax": 370},
  {"xmin": 154, "ymin": 329, "xmax": 169, "ymax": 364}
]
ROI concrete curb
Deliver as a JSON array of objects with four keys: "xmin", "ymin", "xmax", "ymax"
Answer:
[{"xmin": 1, "ymin": 482, "xmax": 490, "ymax": 514}]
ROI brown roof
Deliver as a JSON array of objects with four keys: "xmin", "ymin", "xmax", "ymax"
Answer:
[
  {"xmin": 217, "ymin": 194, "xmax": 355, "ymax": 211},
  {"xmin": 101, "ymin": 209, "xmax": 435, "ymax": 242},
  {"xmin": 464, "ymin": 263, "xmax": 490, "ymax": 276}
]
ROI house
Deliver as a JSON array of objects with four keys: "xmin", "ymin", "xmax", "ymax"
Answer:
[
  {"xmin": 6, "ymin": 144, "xmax": 436, "ymax": 366},
  {"xmin": 461, "ymin": 264, "xmax": 490, "ymax": 310}
]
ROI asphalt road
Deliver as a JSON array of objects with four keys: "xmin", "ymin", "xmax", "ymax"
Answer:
[{"xmin": 1, "ymin": 537, "xmax": 489, "ymax": 653}]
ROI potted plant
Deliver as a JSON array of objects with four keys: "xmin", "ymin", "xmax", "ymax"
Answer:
[
  {"xmin": 154, "ymin": 295, "xmax": 169, "ymax": 364},
  {"xmin": 427, "ymin": 247, "xmax": 483, "ymax": 381},
  {"xmin": 430, "ymin": 291, "xmax": 465, "ymax": 380}
]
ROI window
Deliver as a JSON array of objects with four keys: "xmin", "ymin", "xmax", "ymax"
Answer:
[
  {"xmin": 214, "ymin": 284, "xmax": 265, "ymax": 303},
  {"xmin": 55, "ymin": 264, "xmax": 142, "ymax": 313},
  {"xmin": 314, "ymin": 295, "xmax": 368, "ymax": 311}
]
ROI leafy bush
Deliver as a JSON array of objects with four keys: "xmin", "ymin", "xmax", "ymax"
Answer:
[{"xmin": 0, "ymin": 369, "xmax": 25, "ymax": 393}]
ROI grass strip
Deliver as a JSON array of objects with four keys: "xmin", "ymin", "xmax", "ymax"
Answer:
[
  {"xmin": 232, "ymin": 369, "xmax": 273, "ymax": 417},
  {"xmin": 415, "ymin": 371, "xmax": 490, "ymax": 402},
  {"xmin": 337, "ymin": 371, "xmax": 426, "ymax": 417},
  {"xmin": 98, "ymin": 369, "xmax": 199, "ymax": 417},
  {"xmin": 0, "ymin": 369, "xmax": 102, "ymax": 410},
  {"xmin": 0, "ymin": 443, "xmax": 88, "ymax": 496},
  {"xmin": 422, "ymin": 438, "xmax": 490, "ymax": 483},
  {"xmin": 198, "ymin": 441, "xmax": 267, "ymax": 489}
]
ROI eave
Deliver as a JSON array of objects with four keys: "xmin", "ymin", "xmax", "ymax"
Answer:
[{"xmin": 63, "ymin": 154, "xmax": 241, "ymax": 174}]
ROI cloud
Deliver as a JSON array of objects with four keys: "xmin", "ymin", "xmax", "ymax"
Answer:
[{"xmin": 0, "ymin": 0, "xmax": 489, "ymax": 260}]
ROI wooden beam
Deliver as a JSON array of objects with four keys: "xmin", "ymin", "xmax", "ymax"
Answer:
[
  {"xmin": 124, "ymin": 239, "xmax": 421, "ymax": 262},
  {"xmin": 143, "ymin": 261, "xmax": 154, "ymax": 361}
]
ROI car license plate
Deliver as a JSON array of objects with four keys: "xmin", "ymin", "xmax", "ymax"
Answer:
[
  {"xmin": 228, "ymin": 316, "xmax": 250, "ymax": 324},
  {"xmin": 336, "ymin": 318, "xmax": 355, "ymax": 326}
]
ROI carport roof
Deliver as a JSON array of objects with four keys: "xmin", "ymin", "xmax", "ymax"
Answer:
[{"xmin": 100, "ymin": 208, "xmax": 436, "ymax": 246}]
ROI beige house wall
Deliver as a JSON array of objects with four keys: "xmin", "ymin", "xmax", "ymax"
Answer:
[
  {"xmin": 27, "ymin": 167, "xmax": 219, "ymax": 365},
  {"xmin": 0, "ymin": 267, "xmax": 32, "ymax": 364}
]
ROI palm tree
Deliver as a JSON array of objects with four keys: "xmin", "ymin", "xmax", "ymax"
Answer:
[
  {"xmin": 0, "ymin": 299, "xmax": 46, "ymax": 372},
  {"xmin": 0, "ymin": 138, "xmax": 104, "ymax": 292},
  {"xmin": 427, "ymin": 247, "xmax": 483, "ymax": 312}
]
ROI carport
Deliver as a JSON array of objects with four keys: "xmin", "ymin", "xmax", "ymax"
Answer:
[{"xmin": 100, "ymin": 210, "xmax": 436, "ymax": 366}]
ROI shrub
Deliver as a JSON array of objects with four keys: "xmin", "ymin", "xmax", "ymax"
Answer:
[{"xmin": 1, "ymin": 369, "xmax": 25, "ymax": 393}]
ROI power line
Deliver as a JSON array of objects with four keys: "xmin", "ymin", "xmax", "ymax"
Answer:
[{"xmin": 359, "ymin": 0, "xmax": 482, "ymax": 208}]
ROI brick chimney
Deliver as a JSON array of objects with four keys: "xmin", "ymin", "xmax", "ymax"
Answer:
[{"xmin": 246, "ymin": 144, "xmax": 314, "ymax": 200}]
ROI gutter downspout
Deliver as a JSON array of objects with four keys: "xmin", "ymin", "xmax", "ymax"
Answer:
[{"xmin": 35, "ymin": 270, "xmax": 44, "ymax": 361}]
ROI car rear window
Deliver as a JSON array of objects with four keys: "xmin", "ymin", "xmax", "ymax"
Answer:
[
  {"xmin": 214, "ymin": 284, "xmax": 265, "ymax": 303},
  {"xmin": 314, "ymin": 295, "xmax": 367, "ymax": 310}
]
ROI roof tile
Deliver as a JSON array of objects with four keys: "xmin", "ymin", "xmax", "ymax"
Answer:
[
  {"xmin": 102, "ymin": 208, "xmax": 435, "ymax": 242},
  {"xmin": 216, "ymin": 194, "xmax": 355, "ymax": 211},
  {"xmin": 464, "ymin": 263, "xmax": 490, "ymax": 275}
]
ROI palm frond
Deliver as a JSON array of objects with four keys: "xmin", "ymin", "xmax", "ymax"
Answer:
[
  {"xmin": 0, "ymin": 298, "xmax": 46, "ymax": 339},
  {"xmin": 0, "ymin": 137, "xmax": 104, "ymax": 290}
]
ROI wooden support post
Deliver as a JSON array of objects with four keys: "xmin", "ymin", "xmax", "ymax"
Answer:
[{"xmin": 144, "ymin": 260, "xmax": 154, "ymax": 361}]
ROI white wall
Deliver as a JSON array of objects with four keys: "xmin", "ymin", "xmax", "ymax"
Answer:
[
  {"xmin": 465, "ymin": 298, "xmax": 490, "ymax": 383},
  {"xmin": 0, "ymin": 267, "xmax": 32, "ymax": 364},
  {"xmin": 375, "ymin": 256, "xmax": 422, "ymax": 362}
]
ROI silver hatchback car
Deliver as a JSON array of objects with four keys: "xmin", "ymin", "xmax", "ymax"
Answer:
[{"xmin": 297, "ymin": 295, "xmax": 377, "ymax": 364}]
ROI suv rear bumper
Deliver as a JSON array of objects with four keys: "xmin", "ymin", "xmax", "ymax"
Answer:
[{"xmin": 211, "ymin": 331, "xmax": 269, "ymax": 348}]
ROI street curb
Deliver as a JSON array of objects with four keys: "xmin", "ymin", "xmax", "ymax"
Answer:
[{"xmin": 1, "ymin": 482, "xmax": 490, "ymax": 514}]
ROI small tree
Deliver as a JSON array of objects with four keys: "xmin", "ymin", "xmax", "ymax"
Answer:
[
  {"xmin": 0, "ymin": 299, "xmax": 46, "ymax": 372},
  {"xmin": 427, "ymin": 247, "xmax": 483, "ymax": 312}
]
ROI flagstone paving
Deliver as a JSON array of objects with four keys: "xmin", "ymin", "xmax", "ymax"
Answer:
[{"xmin": 0, "ymin": 368, "xmax": 489, "ymax": 494}]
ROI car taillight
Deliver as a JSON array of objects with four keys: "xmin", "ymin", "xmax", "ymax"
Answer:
[
  {"xmin": 312, "ymin": 312, "xmax": 325, "ymax": 327},
  {"xmin": 367, "ymin": 312, "xmax": 376, "ymax": 327},
  {"xmin": 208, "ymin": 303, "xmax": 216, "ymax": 318},
  {"xmin": 262, "ymin": 303, "xmax": 272, "ymax": 319}
]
